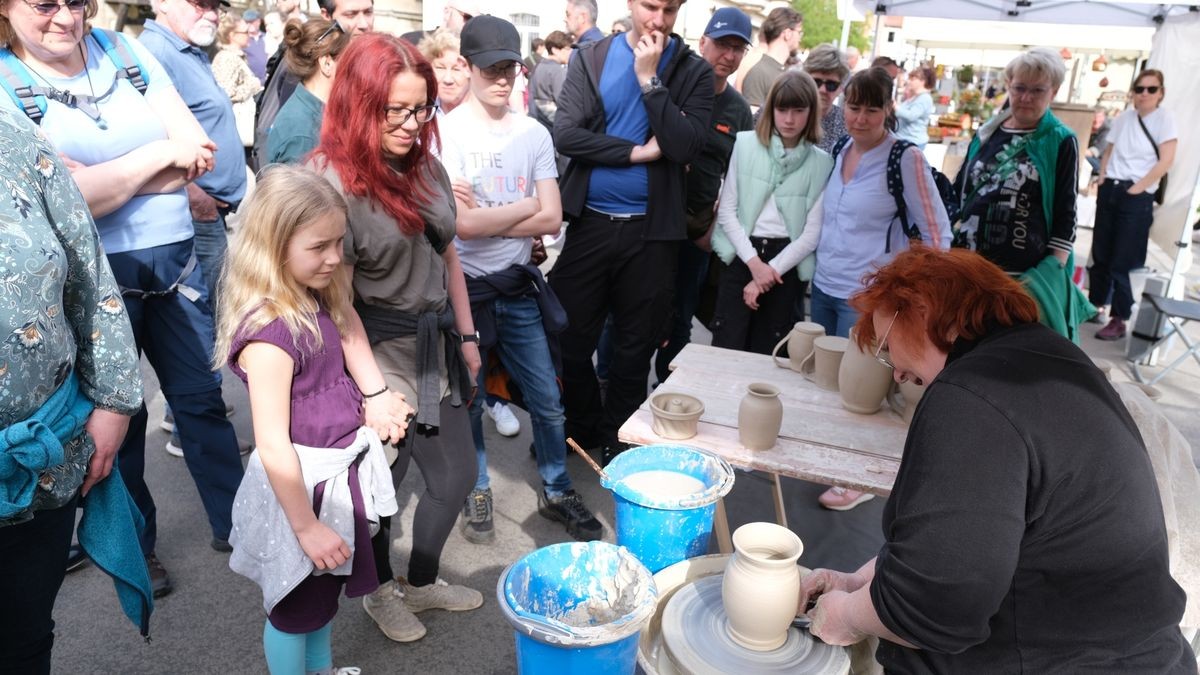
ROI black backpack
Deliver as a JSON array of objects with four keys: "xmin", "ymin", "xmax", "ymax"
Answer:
[{"xmin": 831, "ymin": 135, "xmax": 959, "ymax": 252}]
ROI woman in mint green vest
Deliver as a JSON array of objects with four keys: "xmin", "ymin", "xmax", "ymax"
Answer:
[{"xmin": 711, "ymin": 71, "xmax": 833, "ymax": 354}]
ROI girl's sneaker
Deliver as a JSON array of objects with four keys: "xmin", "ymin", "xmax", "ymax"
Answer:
[{"xmin": 398, "ymin": 577, "xmax": 483, "ymax": 613}]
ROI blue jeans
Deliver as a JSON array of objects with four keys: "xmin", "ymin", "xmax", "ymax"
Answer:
[
  {"xmin": 810, "ymin": 282, "xmax": 859, "ymax": 338},
  {"xmin": 468, "ymin": 295, "xmax": 570, "ymax": 496},
  {"xmin": 107, "ymin": 239, "xmax": 243, "ymax": 552},
  {"xmin": 191, "ymin": 211, "xmax": 228, "ymax": 304}
]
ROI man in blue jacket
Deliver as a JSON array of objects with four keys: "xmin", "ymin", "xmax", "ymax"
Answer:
[{"xmin": 550, "ymin": 0, "xmax": 714, "ymax": 464}]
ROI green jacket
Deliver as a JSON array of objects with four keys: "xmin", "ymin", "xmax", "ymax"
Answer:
[{"xmin": 712, "ymin": 132, "xmax": 833, "ymax": 280}]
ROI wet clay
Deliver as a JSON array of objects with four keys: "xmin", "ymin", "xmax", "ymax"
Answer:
[{"xmin": 617, "ymin": 470, "xmax": 707, "ymax": 499}]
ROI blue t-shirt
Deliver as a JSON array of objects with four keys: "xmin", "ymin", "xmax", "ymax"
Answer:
[
  {"xmin": 585, "ymin": 36, "xmax": 677, "ymax": 216},
  {"xmin": 140, "ymin": 20, "xmax": 246, "ymax": 207},
  {"xmin": 0, "ymin": 33, "xmax": 193, "ymax": 254}
]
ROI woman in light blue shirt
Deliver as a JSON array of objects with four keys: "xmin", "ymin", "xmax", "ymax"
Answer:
[{"xmin": 894, "ymin": 66, "xmax": 935, "ymax": 148}]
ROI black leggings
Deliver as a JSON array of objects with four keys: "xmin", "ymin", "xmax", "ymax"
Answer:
[
  {"xmin": 372, "ymin": 395, "xmax": 475, "ymax": 587},
  {"xmin": 711, "ymin": 237, "xmax": 803, "ymax": 355}
]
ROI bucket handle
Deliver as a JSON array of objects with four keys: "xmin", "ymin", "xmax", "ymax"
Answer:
[{"xmin": 675, "ymin": 452, "xmax": 736, "ymax": 509}]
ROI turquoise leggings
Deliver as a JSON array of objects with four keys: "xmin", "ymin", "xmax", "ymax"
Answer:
[{"xmin": 263, "ymin": 620, "xmax": 333, "ymax": 674}]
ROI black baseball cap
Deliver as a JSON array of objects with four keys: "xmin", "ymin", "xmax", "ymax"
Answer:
[{"xmin": 459, "ymin": 15, "xmax": 522, "ymax": 69}]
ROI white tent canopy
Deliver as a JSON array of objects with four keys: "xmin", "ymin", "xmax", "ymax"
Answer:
[{"xmin": 854, "ymin": 0, "xmax": 1197, "ymax": 27}]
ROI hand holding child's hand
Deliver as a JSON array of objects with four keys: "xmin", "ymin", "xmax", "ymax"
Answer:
[
  {"xmin": 365, "ymin": 390, "xmax": 413, "ymax": 444},
  {"xmin": 297, "ymin": 521, "xmax": 350, "ymax": 570}
]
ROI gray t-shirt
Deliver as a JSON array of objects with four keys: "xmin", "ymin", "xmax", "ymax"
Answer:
[
  {"xmin": 440, "ymin": 111, "xmax": 558, "ymax": 278},
  {"xmin": 740, "ymin": 54, "xmax": 785, "ymax": 108}
]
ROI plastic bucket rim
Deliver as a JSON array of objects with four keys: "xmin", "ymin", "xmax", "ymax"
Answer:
[
  {"xmin": 497, "ymin": 542, "xmax": 659, "ymax": 648},
  {"xmin": 603, "ymin": 445, "xmax": 735, "ymax": 510}
]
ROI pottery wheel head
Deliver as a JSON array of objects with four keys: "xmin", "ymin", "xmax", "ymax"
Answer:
[{"xmin": 659, "ymin": 576, "xmax": 850, "ymax": 675}]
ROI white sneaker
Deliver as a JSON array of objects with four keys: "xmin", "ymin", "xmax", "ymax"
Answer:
[
  {"xmin": 486, "ymin": 401, "xmax": 520, "ymax": 437},
  {"xmin": 165, "ymin": 438, "xmax": 183, "ymax": 457}
]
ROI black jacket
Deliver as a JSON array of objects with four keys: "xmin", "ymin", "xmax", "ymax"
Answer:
[{"xmin": 553, "ymin": 33, "xmax": 714, "ymax": 240}]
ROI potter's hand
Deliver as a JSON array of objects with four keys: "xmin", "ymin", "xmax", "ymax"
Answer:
[
  {"xmin": 742, "ymin": 280, "xmax": 763, "ymax": 310},
  {"xmin": 798, "ymin": 567, "xmax": 867, "ymax": 616},
  {"xmin": 809, "ymin": 590, "xmax": 869, "ymax": 646},
  {"xmin": 747, "ymin": 257, "xmax": 782, "ymax": 291}
]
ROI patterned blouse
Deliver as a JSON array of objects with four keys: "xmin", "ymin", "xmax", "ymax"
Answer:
[
  {"xmin": 0, "ymin": 109, "xmax": 142, "ymax": 526},
  {"xmin": 211, "ymin": 46, "xmax": 263, "ymax": 104}
]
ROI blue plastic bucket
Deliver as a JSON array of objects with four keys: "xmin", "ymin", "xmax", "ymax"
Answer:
[
  {"xmin": 602, "ymin": 444, "xmax": 735, "ymax": 573},
  {"xmin": 498, "ymin": 541, "xmax": 657, "ymax": 674}
]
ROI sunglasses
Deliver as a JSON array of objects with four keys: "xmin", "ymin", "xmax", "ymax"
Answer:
[
  {"xmin": 1133, "ymin": 85, "xmax": 1160, "ymax": 95},
  {"xmin": 316, "ymin": 20, "xmax": 345, "ymax": 44},
  {"xmin": 22, "ymin": 0, "xmax": 87, "ymax": 15},
  {"xmin": 811, "ymin": 77, "xmax": 841, "ymax": 93},
  {"xmin": 184, "ymin": 0, "xmax": 225, "ymax": 15}
]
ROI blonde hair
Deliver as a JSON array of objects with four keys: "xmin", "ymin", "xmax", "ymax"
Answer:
[
  {"xmin": 417, "ymin": 28, "xmax": 460, "ymax": 62},
  {"xmin": 217, "ymin": 11, "xmax": 244, "ymax": 46},
  {"xmin": 212, "ymin": 165, "xmax": 353, "ymax": 371}
]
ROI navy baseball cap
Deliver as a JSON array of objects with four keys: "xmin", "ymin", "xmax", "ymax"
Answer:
[
  {"xmin": 705, "ymin": 7, "xmax": 752, "ymax": 44},
  {"xmin": 460, "ymin": 15, "xmax": 522, "ymax": 69}
]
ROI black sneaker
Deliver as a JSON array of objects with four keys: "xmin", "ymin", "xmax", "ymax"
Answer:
[
  {"xmin": 210, "ymin": 537, "xmax": 233, "ymax": 553},
  {"xmin": 65, "ymin": 544, "xmax": 90, "ymax": 573},
  {"xmin": 145, "ymin": 553, "xmax": 173, "ymax": 598},
  {"xmin": 460, "ymin": 488, "xmax": 494, "ymax": 544},
  {"xmin": 538, "ymin": 490, "xmax": 603, "ymax": 541}
]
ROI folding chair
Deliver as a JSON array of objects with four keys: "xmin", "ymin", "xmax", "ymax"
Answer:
[{"xmin": 1128, "ymin": 293, "xmax": 1200, "ymax": 386}]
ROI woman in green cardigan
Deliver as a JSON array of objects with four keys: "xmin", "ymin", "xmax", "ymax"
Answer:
[{"xmin": 711, "ymin": 71, "xmax": 833, "ymax": 354}]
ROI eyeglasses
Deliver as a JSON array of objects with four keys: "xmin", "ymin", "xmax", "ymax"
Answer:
[
  {"xmin": 1133, "ymin": 85, "xmax": 1160, "ymax": 95},
  {"xmin": 1009, "ymin": 83, "xmax": 1051, "ymax": 99},
  {"xmin": 710, "ymin": 38, "xmax": 749, "ymax": 54},
  {"xmin": 478, "ymin": 62, "xmax": 525, "ymax": 81},
  {"xmin": 811, "ymin": 77, "xmax": 842, "ymax": 93},
  {"xmin": 184, "ymin": 0, "xmax": 225, "ymax": 16},
  {"xmin": 874, "ymin": 310, "xmax": 898, "ymax": 370},
  {"xmin": 22, "ymin": 0, "xmax": 88, "ymax": 16},
  {"xmin": 316, "ymin": 20, "xmax": 344, "ymax": 44},
  {"xmin": 384, "ymin": 103, "xmax": 438, "ymax": 126}
]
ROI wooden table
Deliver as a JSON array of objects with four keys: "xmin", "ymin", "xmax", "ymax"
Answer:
[{"xmin": 618, "ymin": 343, "xmax": 910, "ymax": 551}]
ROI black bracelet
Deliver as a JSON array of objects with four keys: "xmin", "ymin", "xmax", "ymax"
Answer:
[{"xmin": 362, "ymin": 386, "xmax": 388, "ymax": 399}]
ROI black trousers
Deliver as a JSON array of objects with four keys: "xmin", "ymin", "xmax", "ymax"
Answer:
[
  {"xmin": 711, "ymin": 237, "xmax": 802, "ymax": 355},
  {"xmin": 548, "ymin": 211, "xmax": 679, "ymax": 448},
  {"xmin": 0, "ymin": 494, "xmax": 78, "ymax": 675},
  {"xmin": 1088, "ymin": 179, "xmax": 1155, "ymax": 320}
]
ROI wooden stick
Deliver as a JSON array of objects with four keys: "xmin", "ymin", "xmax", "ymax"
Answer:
[{"xmin": 566, "ymin": 437, "xmax": 610, "ymax": 483}]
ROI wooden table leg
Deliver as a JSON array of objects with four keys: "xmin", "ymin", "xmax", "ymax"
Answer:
[
  {"xmin": 713, "ymin": 498, "xmax": 733, "ymax": 554},
  {"xmin": 772, "ymin": 473, "xmax": 788, "ymax": 529}
]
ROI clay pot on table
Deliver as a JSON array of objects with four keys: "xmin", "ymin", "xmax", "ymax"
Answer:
[
  {"xmin": 887, "ymin": 379, "xmax": 926, "ymax": 424},
  {"xmin": 838, "ymin": 328, "xmax": 895, "ymax": 414},
  {"xmin": 771, "ymin": 321, "xmax": 825, "ymax": 372},
  {"xmin": 738, "ymin": 383, "xmax": 783, "ymax": 450},
  {"xmin": 800, "ymin": 336, "xmax": 848, "ymax": 391},
  {"xmin": 649, "ymin": 392, "xmax": 705, "ymax": 440},
  {"xmin": 721, "ymin": 522, "xmax": 803, "ymax": 651}
]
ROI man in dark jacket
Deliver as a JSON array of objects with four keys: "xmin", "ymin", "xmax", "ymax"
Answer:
[{"xmin": 550, "ymin": 0, "xmax": 714, "ymax": 464}]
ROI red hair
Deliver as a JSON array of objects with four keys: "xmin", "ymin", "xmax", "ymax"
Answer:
[
  {"xmin": 313, "ymin": 33, "xmax": 440, "ymax": 236},
  {"xmin": 849, "ymin": 246, "xmax": 1040, "ymax": 354}
]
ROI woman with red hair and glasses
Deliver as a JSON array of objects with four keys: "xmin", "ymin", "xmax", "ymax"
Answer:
[
  {"xmin": 308, "ymin": 33, "xmax": 482, "ymax": 644},
  {"xmin": 797, "ymin": 247, "xmax": 1193, "ymax": 672}
]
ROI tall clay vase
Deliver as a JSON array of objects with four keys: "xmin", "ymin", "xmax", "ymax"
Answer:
[
  {"xmin": 738, "ymin": 383, "xmax": 783, "ymax": 450},
  {"xmin": 722, "ymin": 522, "xmax": 803, "ymax": 651},
  {"xmin": 838, "ymin": 328, "xmax": 894, "ymax": 414}
]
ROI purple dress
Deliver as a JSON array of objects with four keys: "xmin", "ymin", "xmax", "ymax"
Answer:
[{"xmin": 230, "ymin": 307, "xmax": 378, "ymax": 632}]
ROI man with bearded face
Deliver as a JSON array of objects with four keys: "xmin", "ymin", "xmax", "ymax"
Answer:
[{"xmin": 141, "ymin": 0, "xmax": 247, "ymax": 308}]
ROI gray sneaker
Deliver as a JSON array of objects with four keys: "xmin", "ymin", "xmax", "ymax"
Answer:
[
  {"xmin": 398, "ymin": 577, "xmax": 483, "ymax": 613},
  {"xmin": 460, "ymin": 488, "xmax": 494, "ymax": 544},
  {"xmin": 362, "ymin": 580, "xmax": 426, "ymax": 642}
]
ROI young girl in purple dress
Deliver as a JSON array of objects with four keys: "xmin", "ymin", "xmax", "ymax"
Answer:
[{"xmin": 213, "ymin": 165, "xmax": 413, "ymax": 674}]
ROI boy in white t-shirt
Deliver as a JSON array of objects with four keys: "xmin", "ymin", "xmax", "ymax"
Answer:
[{"xmin": 441, "ymin": 15, "xmax": 603, "ymax": 544}]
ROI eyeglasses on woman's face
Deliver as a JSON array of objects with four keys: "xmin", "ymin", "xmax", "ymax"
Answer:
[
  {"xmin": 21, "ymin": 0, "xmax": 87, "ymax": 16},
  {"xmin": 383, "ymin": 103, "xmax": 438, "ymax": 126},
  {"xmin": 874, "ymin": 310, "xmax": 898, "ymax": 370}
]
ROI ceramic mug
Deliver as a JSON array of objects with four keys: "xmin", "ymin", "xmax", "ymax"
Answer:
[
  {"xmin": 771, "ymin": 321, "xmax": 825, "ymax": 372},
  {"xmin": 799, "ymin": 336, "xmax": 848, "ymax": 391},
  {"xmin": 838, "ymin": 328, "xmax": 895, "ymax": 414},
  {"xmin": 886, "ymin": 379, "xmax": 926, "ymax": 424}
]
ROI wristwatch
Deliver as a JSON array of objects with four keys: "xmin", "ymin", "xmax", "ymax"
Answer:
[
  {"xmin": 459, "ymin": 331, "xmax": 480, "ymax": 344},
  {"xmin": 640, "ymin": 76, "xmax": 663, "ymax": 95}
]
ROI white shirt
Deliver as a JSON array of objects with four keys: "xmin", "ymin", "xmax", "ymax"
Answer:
[
  {"xmin": 716, "ymin": 146, "xmax": 825, "ymax": 276},
  {"xmin": 1105, "ymin": 107, "xmax": 1177, "ymax": 191}
]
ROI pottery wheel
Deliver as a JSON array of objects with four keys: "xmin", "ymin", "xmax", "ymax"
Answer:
[{"xmin": 660, "ymin": 575, "xmax": 850, "ymax": 675}]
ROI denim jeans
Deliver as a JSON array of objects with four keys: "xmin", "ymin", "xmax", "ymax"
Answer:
[
  {"xmin": 1087, "ymin": 179, "xmax": 1155, "ymax": 320},
  {"xmin": 107, "ymin": 239, "xmax": 243, "ymax": 552},
  {"xmin": 191, "ymin": 211, "xmax": 228, "ymax": 304},
  {"xmin": 468, "ymin": 295, "xmax": 571, "ymax": 496},
  {"xmin": 810, "ymin": 282, "xmax": 860, "ymax": 338}
]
